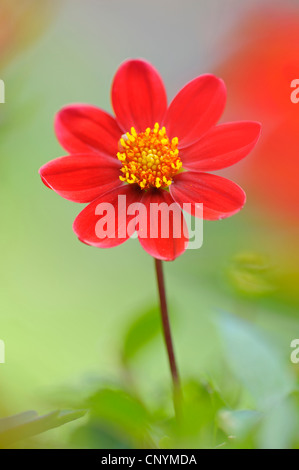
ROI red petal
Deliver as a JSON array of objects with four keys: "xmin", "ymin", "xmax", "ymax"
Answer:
[
  {"xmin": 137, "ymin": 189, "xmax": 188, "ymax": 261},
  {"xmin": 73, "ymin": 185, "xmax": 143, "ymax": 248},
  {"xmin": 111, "ymin": 59, "xmax": 167, "ymax": 133},
  {"xmin": 180, "ymin": 121, "xmax": 262, "ymax": 171},
  {"xmin": 163, "ymin": 74, "xmax": 226, "ymax": 148},
  {"xmin": 170, "ymin": 171, "xmax": 246, "ymax": 221},
  {"xmin": 39, "ymin": 154, "xmax": 122, "ymax": 203},
  {"xmin": 55, "ymin": 105, "xmax": 122, "ymax": 157}
]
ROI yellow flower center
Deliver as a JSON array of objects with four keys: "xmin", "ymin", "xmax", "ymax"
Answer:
[{"xmin": 117, "ymin": 123, "xmax": 182, "ymax": 190}]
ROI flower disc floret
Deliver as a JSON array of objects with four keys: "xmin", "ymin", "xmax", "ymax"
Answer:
[{"xmin": 117, "ymin": 123, "xmax": 182, "ymax": 190}]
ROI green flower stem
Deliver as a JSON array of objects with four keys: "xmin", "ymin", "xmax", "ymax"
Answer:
[{"xmin": 154, "ymin": 258, "xmax": 181, "ymax": 417}]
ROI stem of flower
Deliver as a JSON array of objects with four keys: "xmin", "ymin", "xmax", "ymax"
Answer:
[{"xmin": 154, "ymin": 258, "xmax": 181, "ymax": 417}]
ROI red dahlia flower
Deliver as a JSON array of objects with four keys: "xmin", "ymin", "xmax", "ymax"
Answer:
[{"xmin": 39, "ymin": 59, "xmax": 261, "ymax": 261}]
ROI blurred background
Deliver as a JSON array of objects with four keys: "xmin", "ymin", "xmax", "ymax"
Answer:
[{"xmin": 1, "ymin": 0, "xmax": 299, "ymax": 449}]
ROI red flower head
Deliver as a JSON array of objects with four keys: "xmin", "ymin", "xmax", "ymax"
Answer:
[{"xmin": 39, "ymin": 59, "xmax": 261, "ymax": 261}]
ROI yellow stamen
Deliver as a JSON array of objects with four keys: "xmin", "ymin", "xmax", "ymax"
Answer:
[{"xmin": 117, "ymin": 123, "xmax": 181, "ymax": 190}]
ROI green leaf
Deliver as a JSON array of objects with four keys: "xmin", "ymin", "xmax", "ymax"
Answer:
[
  {"xmin": 0, "ymin": 409, "xmax": 86, "ymax": 447},
  {"xmin": 257, "ymin": 397, "xmax": 298, "ymax": 449},
  {"xmin": 86, "ymin": 388, "xmax": 153, "ymax": 447},
  {"xmin": 160, "ymin": 380, "xmax": 227, "ymax": 449},
  {"xmin": 122, "ymin": 306, "xmax": 161, "ymax": 363},
  {"xmin": 216, "ymin": 312, "xmax": 295, "ymax": 410},
  {"xmin": 70, "ymin": 423, "xmax": 131, "ymax": 449}
]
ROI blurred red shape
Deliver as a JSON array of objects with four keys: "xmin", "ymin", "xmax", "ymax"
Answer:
[{"xmin": 218, "ymin": 7, "xmax": 299, "ymax": 223}]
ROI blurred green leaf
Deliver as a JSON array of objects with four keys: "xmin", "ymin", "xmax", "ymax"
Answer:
[
  {"xmin": 70, "ymin": 422, "xmax": 131, "ymax": 449},
  {"xmin": 216, "ymin": 312, "xmax": 295, "ymax": 410},
  {"xmin": 122, "ymin": 306, "xmax": 161, "ymax": 363},
  {"xmin": 257, "ymin": 397, "xmax": 298, "ymax": 449},
  {"xmin": 160, "ymin": 380, "xmax": 227, "ymax": 449},
  {"xmin": 85, "ymin": 388, "xmax": 153, "ymax": 448},
  {"xmin": 0, "ymin": 409, "xmax": 86, "ymax": 448}
]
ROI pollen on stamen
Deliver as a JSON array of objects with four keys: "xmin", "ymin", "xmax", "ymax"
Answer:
[{"xmin": 117, "ymin": 123, "xmax": 182, "ymax": 190}]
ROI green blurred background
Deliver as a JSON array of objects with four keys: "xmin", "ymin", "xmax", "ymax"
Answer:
[{"xmin": 1, "ymin": 0, "xmax": 299, "ymax": 448}]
